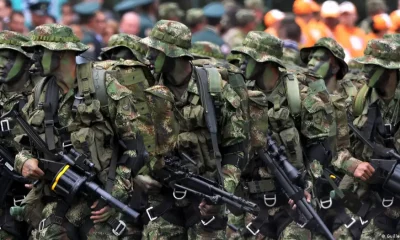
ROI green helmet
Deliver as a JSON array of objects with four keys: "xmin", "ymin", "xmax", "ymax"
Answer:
[
  {"xmin": 190, "ymin": 41, "xmax": 224, "ymax": 60},
  {"xmin": 232, "ymin": 31, "xmax": 284, "ymax": 67},
  {"xmin": 100, "ymin": 33, "xmax": 148, "ymax": 64},
  {"xmin": 186, "ymin": 8, "xmax": 204, "ymax": 26},
  {"xmin": 22, "ymin": 24, "xmax": 88, "ymax": 53},
  {"xmin": 227, "ymin": 53, "xmax": 243, "ymax": 64},
  {"xmin": 300, "ymin": 37, "xmax": 348, "ymax": 79},
  {"xmin": 355, "ymin": 39, "xmax": 400, "ymax": 86},
  {"xmin": 383, "ymin": 33, "xmax": 400, "ymax": 42},
  {"xmin": 0, "ymin": 30, "xmax": 30, "ymax": 57},
  {"xmin": 158, "ymin": 2, "xmax": 184, "ymax": 20},
  {"xmin": 140, "ymin": 20, "xmax": 193, "ymax": 59},
  {"xmin": 236, "ymin": 9, "xmax": 256, "ymax": 26}
]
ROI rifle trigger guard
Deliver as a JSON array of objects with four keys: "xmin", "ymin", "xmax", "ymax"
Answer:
[
  {"xmin": 112, "ymin": 220, "xmax": 126, "ymax": 236},
  {"xmin": 173, "ymin": 188, "xmax": 187, "ymax": 200},
  {"xmin": 382, "ymin": 197, "xmax": 394, "ymax": 208},
  {"xmin": 264, "ymin": 194, "xmax": 276, "ymax": 207},
  {"xmin": 146, "ymin": 207, "xmax": 158, "ymax": 222},
  {"xmin": 201, "ymin": 216, "xmax": 215, "ymax": 226},
  {"xmin": 319, "ymin": 197, "xmax": 333, "ymax": 209},
  {"xmin": 359, "ymin": 217, "xmax": 369, "ymax": 225},
  {"xmin": 246, "ymin": 222, "xmax": 260, "ymax": 236},
  {"xmin": 344, "ymin": 217, "xmax": 356, "ymax": 229},
  {"xmin": 0, "ymin": 119, "xmax": 10, "ymax": 132}
]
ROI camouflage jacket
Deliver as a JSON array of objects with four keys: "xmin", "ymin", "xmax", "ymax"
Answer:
[
  {"xmin": 148, "ymin": 67, "xmax": 246, "ymax": 179},
  {"xmin": 350, "ymin": 86, "xmax": 400, "ymax": 219},
  {"xmin": 0, "ymin": 79, "xmax": 34, "ymax": 152},
  {"xmin": 14, "ymin": 62, "xmax": 147, "ymax": 203}
]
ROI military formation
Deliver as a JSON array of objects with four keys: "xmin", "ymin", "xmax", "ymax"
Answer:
[{"xmin": 0, "ymin": 6, "xmax": 399, "ymax": 240}]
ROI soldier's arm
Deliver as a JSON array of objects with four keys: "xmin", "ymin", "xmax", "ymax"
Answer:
[{"xmin": 220, "ymin": 82, "xmax": 246, "ymax": 193}]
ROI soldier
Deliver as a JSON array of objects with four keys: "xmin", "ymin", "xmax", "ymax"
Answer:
[
  {"xmin": 158, "ymin": 2, "xmax": 184, "ymax": 22},
  {"xmin": 14, "ymin": 24, "xmax": 145, "ymax": 240},
  {"xmin": 0, "ymin": 30, "xmax": 34, "ymax": 240},
  {"xmin": 186, "ymin": 8, "xmax": 206, "ymax": 34},
  {"xmin": 27, "ymin": 0, "xmax": 50, "ymax": 31},
  {"xmin": 139, "ymin": 20, "xmax": 246, "ymax": 239},
  {"xmin": 346, "ymin": 39, "xmax": 400, "ymax": 238},
  {"xmin": 223, "ymin": 9, "xmax": 257, "ymax": 48},
  {"xmin": 230, "ymin": 31, "xmax": 335, "ymax": 240}
]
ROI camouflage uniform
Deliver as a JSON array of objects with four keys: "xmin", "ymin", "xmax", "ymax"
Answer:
[
  {"xmin": 0, "ymin": 31, "xmax": 33, "ymax": 240},
  {"xmin": 231, "ymin": 31, "xmax": 335, "ymax": 240},
  {"xmin": 140, "ymin": 20, "xmax": 246, "ymax": 240},
  {"xmin": 100, "ymin": 33, "xmax": 149, "ymax": 65},
  {"xmin": 341, "ymin": 39, "xmax": 400, "ymax": 239},
  {"xmin": 222, "ymin": 10, "xmax": 256, "ymax": 49},
  {"xmin": 14, "ymin": 24, "xmax": 145, "ymax": 240}
]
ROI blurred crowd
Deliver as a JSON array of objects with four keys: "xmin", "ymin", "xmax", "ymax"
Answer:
[{"xmin": 0, "ymin": 0, "xmax": 398, "ymax": 63}]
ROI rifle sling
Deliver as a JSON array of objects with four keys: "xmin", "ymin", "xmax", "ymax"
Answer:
[{"xmin": 195, "ymin": 67, "xmax": 224, "ymax": 184}]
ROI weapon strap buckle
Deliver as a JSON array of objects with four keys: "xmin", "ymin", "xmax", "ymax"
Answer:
[
  {"xmin": 359, "ymin": 217, "xmax": 369, "ymax": 226},
  {"xmin": 319, "ymin": 197, "xmax": 333, "ymax": 209},
  {"xmin": 13, "ymin": 195, "xmax": 25, "ymax": 207},
  {"xmin": 0, "ymin": 119, "xmax": 10, "ymax": 132},
  {"xmin": 39, "ymin": 219, "xmax": 45, "ymax": 232},
  {"xmin": 344, "ymin": 217, "xmax": 356, "ymax": 229},
  {"xmin": 382, "ymin": 197, "xmax": 394, "ymax": 208},
  {"xmin": 296, "ymin": 221, "xmax": 307, "ymax": 228},
  {"xmin": 201, "ymin": 216, "xmax": 215, "ymax": 226},
  {"xmin": 173, "ymin": 188, "xmax": 187, "ymax": 200},
  {"xmin": 62, "ymin": 141, "xmax": 73, "ymax": 151},
  {"xmin": 246, "ymin": 222, "xmax": 260, "ymax": 236},
  {"xmin": 146, "ymin": 207, "xmax": 158, "ymax": 222},
  {"xmin": 44, "ymin": 120, "xmax": 54, "ymax": 127},
  {"xmin": 264, "ymin": 194, "xmax": 276, "ymax": 207},
  {"xmin": 112, "ymin": 220, "xmax": 126, "ymax": 236}
]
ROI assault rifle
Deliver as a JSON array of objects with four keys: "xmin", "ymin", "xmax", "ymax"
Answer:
[
  {"xmin": 150, "ymin": 152, "xmax": 259, "ymax": 216},
  {"xmin": 255, "ymin": 133, "xmax": 335, "ymax": 240},
  {"xmin": 2, "ymin": 104, "xmax": 140, "ymax": 220},
  {"xmin": 347, "ymin": 116, "xmax": 400, "ymax": 203},
  {"xmin": 0, "ymin": 145, "xmax": 31, "ymax": 206}
]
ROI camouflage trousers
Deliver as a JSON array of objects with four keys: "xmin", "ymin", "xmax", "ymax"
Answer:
[{"xmin": 226, "ymin": 209, "xmax": 312, "ymax": 240}]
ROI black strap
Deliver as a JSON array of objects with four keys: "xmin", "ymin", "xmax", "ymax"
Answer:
[
  {"xmin": 335, "ymin": 207, "xmax": 362, "ymax": 240},
  {"xmin": 195, "ymin": 67, "xmax": 223, "ymax": 184},
  {"xmin": 42, "ymin": 77, "xmax": 60, "ymax": 152}
]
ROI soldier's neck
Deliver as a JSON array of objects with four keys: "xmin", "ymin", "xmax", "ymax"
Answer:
[
  {"xmin": 3, "ymin": 72, "xmax": 30, "ymax": 92},
  {"xmin": 378, "ymin": 73, "xmax": 398, "ymax": 104},
  {"xmin": 325, "ymin": 76, "xmax": 337, "ymax": 94}
]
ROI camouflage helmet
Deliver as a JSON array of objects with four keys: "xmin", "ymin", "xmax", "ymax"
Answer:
[
  {"xmin": 190, "ymin": 41, "xmax": 224, "ymax": 60},
  {"xmin": 236, "ymin": 9, "xmax": 256, "ymax": 26},
  {"xmin": 383, "ymin": 33, "xmax": 400, "ymax": 42},
  {"xmin": 244, "ymin": 0, "xmax": 264, "ymax": 10},
  {"xmin": 0, "ymin": 30, "xmax": 30, "ymax": 57},
  {"xmin": 300, "ymin": 37, "xmax": 348, "ymax": 79},
  {"xmin": 232, "ymin": 31, "xmax": 284, "ymax": 67},
  {"xmin": 355, "ymin": 39, "xmax": 400, "ymax": 70},
  {"xmin": 140, "ymin": 20, "xmax": 193, "ymax": 59},
  {"xmin": 100, "ymin": 33, "xmax": 148, "ymax": 64},
  {"xmin": 158, "ymin": 2, "xmax": 184, "ymax": 20},
  {"xmin": 22, "ymin": 24, "xmax": 89, "ymax": 53},
  {"xmin": 227, "ymin": 52, "xmax": 243, "ymax": 64},
  {"xmin": 186, "ymin": 8, "xmax": 204, "ymax": 26}
]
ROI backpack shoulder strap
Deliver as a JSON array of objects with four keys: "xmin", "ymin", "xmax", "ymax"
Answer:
[
  {"xmin": 77, "ymin": 62, "xmax": 108, "ymax": 108},
  {"xmin": 34, "ymin": 77, "xmax": 50, "ymax": 109},
  {"xmin": 353, "ymin": 84, "xmax": 371, "ymax": 117},
  {"xmin": 283, "ymin": 72, "xmax": 301, "ymax": 117}
]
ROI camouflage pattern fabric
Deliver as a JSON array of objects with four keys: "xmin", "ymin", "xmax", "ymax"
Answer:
[
  {"xmin": 300, "ymin": 37, "xmax": 349, "ymax": 80},
  {"xmin": 236, "ymin": 9, "xmax": 256, "ymax": 26},
  {"xmin": 100, "ymin": 33, "xmax": 149, "ymax": 64},
  {"xmin": 0, "ymin": 30, "xmax": 30, "ymax": 56},
  {"xmin": 383, "ymin": 33, "xmax": 400, "ymax": 41},
  {"xmin": 232, "ymin": 31, "xmax": 284, "ymax": 67},
  {"xmin": 223, "ymin": 28, "xmax": 247, "ymax": 49},
  {"xmin": 140, "ymin": 20, "xmax": 193, "ymax": 59},
  {"xmin": 355, "ymin": 39, "xmax": 400, "ymax": 69},
  {"xmin": 22, "ymin": 24, "xmax": 89, "ymax": 53},
  {"xmin": 158, "ymin": 2, "xmax": 184, "ymax": 20},
  {"xmin": 190, "ymin": 41, "xmax": 225, "ymax": 60}
]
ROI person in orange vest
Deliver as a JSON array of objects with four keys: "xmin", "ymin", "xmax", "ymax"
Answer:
[
  {"xmin": 366, "ymin": 13, "xmax": 392, "ymax": 41},
  {"xmin": 311, "ymin": 0, "xmax": 339, "ymax": 41},
  {"xmin": 334, "ymin": 1, "xmax": 367, "ymax": 60},
  {"xmin": 264, "ymin": 9, "xmax": 285, "ymax": 37},
  {"xmin": 390, "ymin": 10, "xmax": 400, "ymax": 33},
  {"xmin": 293, "ymin": 0, "xmax": 316, "ymax": 47}
]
